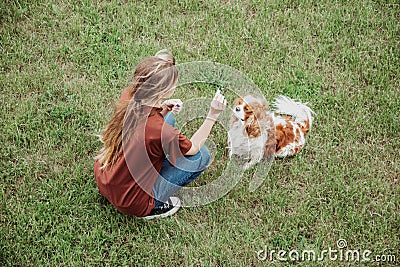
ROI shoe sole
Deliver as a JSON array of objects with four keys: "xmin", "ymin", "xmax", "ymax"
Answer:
[{"xmin": 142, "ymin": 197, "xmax": 181, "ymax": 220}]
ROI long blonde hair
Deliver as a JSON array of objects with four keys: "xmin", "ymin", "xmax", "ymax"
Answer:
[{"xmin": 96, "ymin": 49, "xmax": 178, "ymax": 169}]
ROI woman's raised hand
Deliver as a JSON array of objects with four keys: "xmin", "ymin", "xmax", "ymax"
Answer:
[{"xmin": 208, "ymin": 88, "xmax": 227, "ymax": 120}]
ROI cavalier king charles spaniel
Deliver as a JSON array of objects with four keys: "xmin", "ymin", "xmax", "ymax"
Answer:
[{"xmin": 228, "ymin": 95, "xmax": 314, "ymax": 169}]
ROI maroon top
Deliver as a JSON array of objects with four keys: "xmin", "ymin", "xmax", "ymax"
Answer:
[{"xmin": 94, "ymin": 89, "xmax": 192, "ymax": 217}]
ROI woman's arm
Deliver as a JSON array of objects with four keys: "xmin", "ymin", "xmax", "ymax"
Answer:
[{"xmin": 185, "ymin": 90, "xmax": 226, "ymax": 155}]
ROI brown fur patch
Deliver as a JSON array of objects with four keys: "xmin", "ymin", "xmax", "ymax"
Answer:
[
  {"xmin": 264, "ymin": 119, "xmax": 276, "ymax": 157},
  {"xmin": 294, "ymin": 145, "xmax": 303, "ymax": 154},
  {"xmin": 301, "ymin": 120, "xmax": 310, "ymax": 136},
  {"xmin": 244, "ymin": 100, "xmax": 268, "ymax": 138},
  {"xmin": 294, "ymin": 128, "xmax": 301, "ymax": 143},
  {"xmin": 245, "ymin": 115, "xmax": 261, "ymax": 137},
  {"xmin": 243, "ymin": 104, "xmax": 253, "ymax": 122},
  {"xmin": 275, "ymin": 122, "xmax": 295, "ymax": 153}
]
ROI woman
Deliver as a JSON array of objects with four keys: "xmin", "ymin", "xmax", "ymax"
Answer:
[{"xmin": 94, "ymin": 50, "xmax": 226, "ymax": 219}]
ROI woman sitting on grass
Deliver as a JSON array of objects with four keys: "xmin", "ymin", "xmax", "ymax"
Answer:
[{"xmin": 94, "ymin": 49, "xmax": 226, "ymax": 219}]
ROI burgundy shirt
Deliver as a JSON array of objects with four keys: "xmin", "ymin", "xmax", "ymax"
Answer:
[{"xmin": 94, "ymin": 90, "xmax": 192, "ymax": 217}]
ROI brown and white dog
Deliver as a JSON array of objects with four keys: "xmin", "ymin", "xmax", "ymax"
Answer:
[{"xmin": 228, "ymin": 95, "xmax": 314, "ymax": 169}]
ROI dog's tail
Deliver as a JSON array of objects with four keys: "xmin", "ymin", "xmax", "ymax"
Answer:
[{"xmin": 273, "ymin": 95, "xmax": 315, "ymax": 129}]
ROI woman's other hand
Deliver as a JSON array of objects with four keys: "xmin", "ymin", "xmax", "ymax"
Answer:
[{"xmin": 162, "ymin": 99, "xmax": 183, "ymax": 115}]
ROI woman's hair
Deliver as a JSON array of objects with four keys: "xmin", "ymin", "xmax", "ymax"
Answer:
[{"xmin": 96, "ymin": 49, "xmax": 178, "ymax": 169}]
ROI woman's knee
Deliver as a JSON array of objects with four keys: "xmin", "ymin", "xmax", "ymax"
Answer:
[
  {"xmin": 177, "ymin": 145, "xmax": 211, "ymax": 172},
  {"xmin": 164, "ymin": 112, "xmax": 175, "ymax": 127},
  {"xmin": 198, "ymin": 145, "xmax": 211, "ymax": 166}
]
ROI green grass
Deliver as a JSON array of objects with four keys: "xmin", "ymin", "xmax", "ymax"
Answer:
[{"xmin": 1, "ymin": 0, "xmax": 399, "ymax": 266}]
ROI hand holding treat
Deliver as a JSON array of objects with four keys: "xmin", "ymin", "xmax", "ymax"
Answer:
[
  {"xmin": 207, "ymin": 87, "xmax": 227, "ymax": 121},
  {"xmin": 162, "ymin": 99, "xmax": 183, "ymax": 115}
]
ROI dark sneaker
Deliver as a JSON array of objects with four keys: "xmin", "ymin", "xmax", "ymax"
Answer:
[{"xmin": 143, "ymin": 197, "xmax": 181, "ymax": 220}]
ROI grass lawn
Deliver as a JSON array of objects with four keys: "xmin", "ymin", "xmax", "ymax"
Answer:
[{"xmin": 1, "ymin": 0, "xmax": 399, "ymax": 266}]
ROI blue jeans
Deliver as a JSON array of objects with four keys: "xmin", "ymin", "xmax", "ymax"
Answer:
[{"xmin": 152, "ymin": 113, "xmax": 211, "ymax": 208}]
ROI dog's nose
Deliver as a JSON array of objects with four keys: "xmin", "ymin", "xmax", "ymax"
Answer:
[{"xmin": 235, "ymin": 107, "xmax": 240, "ymax": 112}]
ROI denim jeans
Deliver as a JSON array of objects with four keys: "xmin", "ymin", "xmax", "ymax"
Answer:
[{"xmin": 152, "ymin": 112, "xmax": 211, "ymax": 208}]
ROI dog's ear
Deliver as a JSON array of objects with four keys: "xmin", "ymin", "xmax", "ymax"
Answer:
[{"xmin": 244, "ymin": 114, "xmax": 262, "ymax": 138}]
